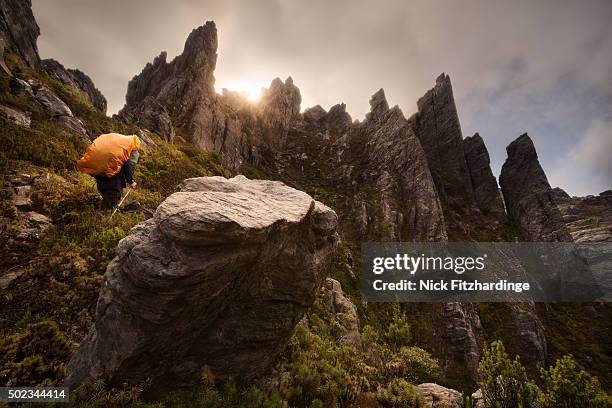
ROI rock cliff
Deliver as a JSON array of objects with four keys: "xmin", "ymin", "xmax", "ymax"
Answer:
[
  {"xmin": 41, "ymin": 59, "xmax": 107, "ymax": 113},
  {"xmin": 0, "ymin": 0, "xmax": 40, "ymax": 67},
  {"xmin": 65, "ymin": 176, "xmax": 338, "ymax": 395},
  {"xmin": 117, "ymin": 22, "xmax": 216, "ymax": 144},
  {"xmin": 463, "ymin": 133, "xmax": 506, "ymax": 217},
  {"xmin": 555, "ymin": 189, "xmax": 612, "ymax": 242},
  {"xmin": 499, "ymin": 133, "xmax": 572, "ymax": 242},
  {"xmin": 117, "ymin": 21, "xmax": 303, "ymax": 170},
  {"xmin": 412, "ymin": 73, "xmax": 476, "ymax": 213}
]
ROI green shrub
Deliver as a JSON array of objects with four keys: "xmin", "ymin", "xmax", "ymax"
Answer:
[
  {"xmin": 538, "ymin": 355, "xmax": 612, "ymax": 408},
  {"xmin": 383, "ymin": 304, "xmax": 411, "ymax": 349},
  {"xmin": 478, "ymin": 340, "xmax": 538, "ymax": 408},
  {"xmin": 386, "ymin": 346, "xmax": 440, "ymax": 384},
  {"xmin": 373, "ymin": 378, "xmax": 420, "ymax": 408},
  {"xmin": 0, "ymin": 116, "xmax": 85, "ymax": 170},
  {"xmin": 136, "ymin": 141, "xmax": 228, "ymax": 197},
  {"xmin": 69, "ymin": 379, "xmax": 154, "ymax": 408},
  {"xmin": 0, "ymin": 320, "xmax": 73, "ymax": 386}
]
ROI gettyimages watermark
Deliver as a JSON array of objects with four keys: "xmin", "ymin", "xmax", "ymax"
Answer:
[{"xmin": 361, "ymin": 242, "xmax": 612, "ymax": 302}]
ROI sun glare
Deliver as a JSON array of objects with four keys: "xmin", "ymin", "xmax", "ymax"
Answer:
[{"xmin": 220, "ymin": 82, "xmax": 264, "ymax": 102}]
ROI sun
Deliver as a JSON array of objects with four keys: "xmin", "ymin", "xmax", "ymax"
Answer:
[{"xmin": 220, "ymin": 82, "xmax": 264, "ymax": 102}]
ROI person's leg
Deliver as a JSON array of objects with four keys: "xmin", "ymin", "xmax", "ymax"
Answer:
[{"xmin": 101, "ymin": 189, "xmax": 121, "ymax": 210}]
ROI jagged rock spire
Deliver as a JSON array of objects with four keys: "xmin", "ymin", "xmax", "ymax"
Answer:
[
  {"xmin": 412, "ymin": 73, "xmax": 476, "ymax": 212},
  {"xmin": 463, "ymin": 133, "xmax": 506, "ymax": 216},
  {"xmin": 499, "ymin": 133, "xmax": 572, "ymax": 241},
  {"xmin": 366, "ymin": 88, "xmax": 389, "ymax": 122}
]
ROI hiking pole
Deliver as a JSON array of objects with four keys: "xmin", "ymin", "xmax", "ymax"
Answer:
[{"xmin": 109, "ymin": 187, "xmax": 133, "ymax": 220}]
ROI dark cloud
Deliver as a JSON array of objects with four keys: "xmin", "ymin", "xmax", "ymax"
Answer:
[{"xmin": 32, "ymin": 0, "xmax": 612, "ymax": 195}]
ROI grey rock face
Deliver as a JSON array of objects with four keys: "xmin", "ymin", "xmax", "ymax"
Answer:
[
  {"xmin": 463, "ymin": 133, "xmax": 505, "ymax": 216},
  {"xmin": 118, "ymin": 22, "xmax": 217, "ymax": 143},
  {"xmin": 366, "ymin": 88, "xmax": 390, "ymax": 122},
  {"xmin": 258, "ymin": 76, "xmax": 301, "ymax": 148},
  {"xmin": 23, "ymin": 80, "xmax": 88, "ymax": 137},
  {"xmin": 65, "ymin": 176, "xmax": 338, "ymax": 396},
  {"xmin": 55, "ymin": 115, "xmax": 88, "ymax": 138},
  {"xmin": 499, "ymin": 133, "xmax": 572, "ymax": 242},
  {"xmin": 0, "ymin": 103, "xmax": 30, "ymax": 127},
  {"xmin": 412, "ymin": 73, "xmax": 475, "ymax": 211},
  {"xmin": 120, "ymin": 95, "xmax": 175, "ymax": 142},
  {"xmin": 361, "ymin": 90, "xmax": 447, "ymax": 241},
  {"xmin": 31, "ymin": 83, "xmax": 72, "ymax": 116},
  {"xmin": 498, "ymin": 134, "xmax": 573, "ymax": 373},
  {"xmin": 303, "ymin": 103, "xmax": 352, "ymax": 138},
  {"xmin": 118, "ymin": 22, "xmax": 301, "ymax": 169},
  {"xmin": 318, "ymin": 278, "xmax": 361, "ymax": 348},
  {"xmin": 41, "ymin": 59, "xmax": 107, "ymax": 113},
  {"xmin": 508, "ymin": 304, "xmax": 547, "ymax": 370},
  {"xmin": 0, "ymin": 0, "xmax": 40, "ymax": 67},
  {"xmin": 551, "ymin": 187, "xmax": 571, "ymax": 203},
  {"xmin": 556, "ymin": 190, "xmax": 612, "ymax": 243},
  {"xmin": 0, "ymin": 37, "xmax": 11, "ymax": 75},
  {"xmin": 439, "ymin": 302, "xmax": 483, "ymax": 382}
]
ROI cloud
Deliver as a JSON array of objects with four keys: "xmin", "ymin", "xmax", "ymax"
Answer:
[
  {"xmin": 31, "ymin": 0, "xmax": 612, "ymax": 195},
  {"xmin": 548, "ymin": 117, "xmax": 612, "ymax": 196}
]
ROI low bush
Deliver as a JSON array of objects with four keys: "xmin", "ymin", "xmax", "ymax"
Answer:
[
  {"xmin": 538, "ymin": 355, "xmax": 611, "ymax": 408},
  {"xmin": 0, "ymin": 320, "xmax": 73, "ymax": 387},
  {"xmin": 478, "ymin": 340, "xmax": 538, "ymax": 408}
]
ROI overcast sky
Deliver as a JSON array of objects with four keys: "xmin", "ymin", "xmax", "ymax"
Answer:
[{"xmin": 32, "ymin": 0, "xmax": 611, "ymax": 196}]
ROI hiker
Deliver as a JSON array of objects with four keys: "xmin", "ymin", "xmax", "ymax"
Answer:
[
  {"xmin": 77, "ymin": 133, "xmax": 141, "ymax": 210},
  {"xmin": 95, "ymin": 149, "xmax": 139, "ymax": 209}
]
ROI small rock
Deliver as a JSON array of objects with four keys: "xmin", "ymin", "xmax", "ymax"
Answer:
[
  {"xmin": 56, "ymin": 115, "xmax": 88, "ymax": 137},
  {"xmin": 0, "ymin": 104, "xmax": 31, "ymax": 127},
  {"xmin": 417, "ymin": 383, "xmax": 464, "ymax": 408},
  {"xmin": 7, "ymin": 172, "xmax": 32, "ymax": 186},
  {"xmin": 471, "ymin": 389, "xmax": 485, "ymax": 408},
  {"xmin": 136, "ymin": 129, "xmax": 158, "ymax": 149},
  {"xmin": 12, "ymin": 78, "xmax": 34, "ymax": 97},
  {"xmin": 32, "ymin": 85, "xmax": 72, "ymax": 117},
  {"xmin": 0, "ymin": 268, "xmax": 25, "ymax": 290},
  {"xmin": 13, "ymin": 185, "xmax": 32, "ymax": 210},
  {"xmin": 12, "ymin": 211, "xmax": 52, "ymax": 249}
]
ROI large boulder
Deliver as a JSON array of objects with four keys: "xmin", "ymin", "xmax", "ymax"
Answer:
[{"xmin": 65, "ymin": 176, "xmax": 338, "ymax": 396}]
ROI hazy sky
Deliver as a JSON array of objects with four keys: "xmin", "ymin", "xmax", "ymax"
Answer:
[{"xmin": 32, "ymin": 0, "xmax": 611, "ymax": 196}]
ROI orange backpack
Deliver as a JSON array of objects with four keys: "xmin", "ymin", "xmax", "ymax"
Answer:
[{"xmin": 77, "ymin": 133, "xmax": 141, "ymax": 177}]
